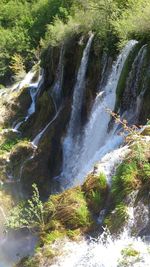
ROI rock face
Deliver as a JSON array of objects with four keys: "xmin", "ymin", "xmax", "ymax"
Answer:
[
  {"xmin": 0, "ymin": 35, "xmax": 150, "ymax": 199},
  {"xmin": 15, "ymin": 35, "xmax": 112, "ymax": 196}
]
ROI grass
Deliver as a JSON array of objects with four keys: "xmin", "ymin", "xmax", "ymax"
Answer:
[
  {"xmin": 45, "ymin": 187, "xmax": 93, "ymax": 231},
  {"xmin": 104, "ymin": 140, "xmax": 150, "ymax": 233},
  {"xmin": 82, "ymin": 172, "xmax": 108, "ymax": 214},
  {"xmin": 111, "ymin": 161, "xmax": 139, "ymax": 204}
]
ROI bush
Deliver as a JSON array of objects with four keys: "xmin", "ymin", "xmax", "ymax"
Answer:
[{"xmin": 6, "ymin": 184, "xmax": 44, "ymax": 230}]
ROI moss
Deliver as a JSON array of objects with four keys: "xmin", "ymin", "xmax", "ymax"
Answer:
[
  {"xmin": 111, "ymin": 161, "xmax": 139, "ymax": 204},
  {"xmin": 141, "ymin": 126, "xmax": 150, "ymax": 136},
  {"xmin": 7, "ymin": 140, "xmax": 33, "ymax": 180},
  {"xmin": 67, "ymin": 228, "xmax": 82, "ymax": 241},
  {"xmin": 104, "ymin": 140, "xmax": 150, "ymax": 233},
  {"xmin": 121, "ymin": 246, "xmax": 140, "ymax": 257},
  {"xmin": 2, "ymin": 85, "xmax": 31, "ymax": 129},
  {"xmin": 19, "ymin": 89, "xmax": 55, "ymax": 140},
  {"xmin": 82, "ymin": 172, "xmax": 108, "ymax": 214},
  {"xmin": 41, "ymin": 230, "xmax": 66, "ymax": 245},
  {"xmin": 118, "ymin": 245, "xmax": 141, "ymax": 267},
  {"xmin": 44, "ymin": 187, "xmax": 93, "ymax": 231},
  {"xmin": 0, "ymin": 136, "xmax": 20, "ymax": 153},
  {"xmin": 104, "ymin": 203, "xmax": 129, "ymax": 233}
]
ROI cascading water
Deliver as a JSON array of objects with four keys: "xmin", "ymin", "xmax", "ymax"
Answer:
[
  {"xmin": 1, "ymin": 35, "xmax": 150, "ymax": 267},
  {"xmin": 121, "ymin": 44, "xmax": 148, "ymax": 124},
  {"xmin": 62, "ymin": 34, "xmax": 94, "ymax": 183},
  {"xmin": 51, "ymin": 45, "xmax": 64, "ymax": 107},
  {"xmin": 61, "ymin": 40, "xmax": 138, "ymax": 188},
  {"xmin": 13, "ymin": 69, "xmax": 44, "ymax": 132},
  {"xmin": 32, "ymin": 47, "xmax": 65, "ymax": 148},
  {"xmin": 50, "ymin": 229, "xmax": 150, "ymax": 267},
  {"xmin": 31, "ymin": 105, "xmax": 62, "ymax": 148}
]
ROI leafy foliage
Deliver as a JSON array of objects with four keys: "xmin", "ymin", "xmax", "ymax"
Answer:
[
  {"xmin": 6, "ymin": 184, "xmax": 44, "ymax": 230},
  {"xmin": 2, "ymin": 0, "xmax": 150, "ymax": 84}
]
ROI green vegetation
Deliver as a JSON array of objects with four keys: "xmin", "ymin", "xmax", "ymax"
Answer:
[
  {"xmin": 2, "ymin": 0, "xmax": 150, "ymax": 85},
  {"xmin": 82, "ymin": 172, "xmax": 108, "ymax": 214},
  {"xmin": 118, "ymin": 245, "xmax": 141, "ymax": 267},
  {"xmin": 104, "ymin": 203, "xmax": 129, "ymax": 233},
  {"xmin": 6, "ymin": 184, "xmax": 45, "ymax": 230},
  {"xmin": 7, "ymin": 172, "xmax": 108, "ymax": 266},
  {"xmin": 105, "ymin": 140, "xmax": 150, "ymax": 233},
  {"xmin": 44, "ymin": 187, "xmax": 92, "ymax": 231},
  {"xmin": 0, "ymin": 136, "xmax": 20, "ymax": 152}
]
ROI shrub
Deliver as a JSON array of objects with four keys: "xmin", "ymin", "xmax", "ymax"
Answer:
[{"xmin": 6, "ymin": 184, "xmax": 44, "ymax": 230}]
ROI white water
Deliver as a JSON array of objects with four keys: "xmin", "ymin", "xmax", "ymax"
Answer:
[
  {"xmin": 50, "ymin": 230, "xmax": 150, "ymax": 267},
  {"xmin": 48, "ymin": 174, "xmax": 150, "ymax": 267},
  {"xmin": 61, "ymin": 40, "xmax": 138, "ymax": 188},
  {"xmin": 62, "ymin": 34, "xmax": 94, "ymax": 182},
  {"xmin": 13, "ymin": 69, "xmax": 44, "ymax": 132},
  {"xmin": 32, "ymin": 105, "xmax": 62, "ymax": 148},
  {"xmin": 11, "ymin": 70, "xmax": 36, "ymax": 92},
  {"xmin": 121, "ymin": 44, "xmax": 147, "ymax": 124}
]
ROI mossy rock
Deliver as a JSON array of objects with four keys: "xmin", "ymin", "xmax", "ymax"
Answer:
[
  {"xmin": 0, "ymin": 189, "xmax": 14, "ymax": 232},
  {"xmin": 8, "ymin": 141, "xmax": 34, "ymax": 180},
  {"xmin": 141, "ymin": 126, "xmax": 150, "ymax": 136},
  {"xmin": 82, "ymin": 172, "xmax": 109, "ymax": 214},
  {"xmin": 104, "ymin": 203, "xmax": 129, "ymax": 234},
  {"xmin": 111, "ymin": 160, "xmax": 140, "ymax": 204},
  {"xmin": 104, "ymin": 140, "xmax": 150, "ymax": 233},
  {"xmin": 2, "ymin": 86, "xmax": 31, "ymax": 129},
  {"xmin": 0, "ymin": 130, "xmax": 20, "ymax": 152},
  {"xmin": 44, "ymin": 187, "xmax": 93, "ymax": 231},
  {"xmin": 21, "ymin": 91, "xmax": 55, "ymax": 139},
  {"xmin": 0, "ymin": 155, "xmax": 9, "ymax": 182}
]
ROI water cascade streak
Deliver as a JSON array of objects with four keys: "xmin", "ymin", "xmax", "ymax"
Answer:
[
  {"xmin": 62, "ymin": 34, "xmax": 94, "ymax": 180},
  {"xmin": 51, "ymin": 45, "xmax": 64, "ymax": 107},
  {"xmin": 61, "ymin": 40, "xmax": 138, "ymax": 188},
  {"xmin": 13, "ymin": 70, "xmax": 44, "ymax": 132},
  {"xmin": 121, "ymin": 44, "xmax": 147, "ymax": 123},
  {"xmin": 32, "ymin": 101, "xmax": 62, "ymax": 148}
]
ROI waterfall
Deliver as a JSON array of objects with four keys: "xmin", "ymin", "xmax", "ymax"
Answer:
[
  {"xmin": 61, "ymin": 40, "xmax": 138, "ymax": 188},
  {"xmin": 11, "ymin": 70, "xmax": 35, "ymax": 92},
  {"xmin": 31, "ymin": 105, "xmax": 62, "ymax": 148},
  {"xmin": 62, "ymin": 34, "xmax": 94, "ymax": 182},
  {"xmin": 13, "ymin": 69, "xmax": 44, "ymax": 132},
  {"xmin": 51, "ymin": 45, "xmax": 64, "ymax": 107},
  {"xmin": 67, "ymin": 34, "xmax": 94, "ymax": 138},
  {"xmin": 121, "ymin": 44, "xmax": 147, "ymax": 123},
  {"xmin": 32, "ymin": 46, "xmax": 65, "ymax": 148}
]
